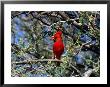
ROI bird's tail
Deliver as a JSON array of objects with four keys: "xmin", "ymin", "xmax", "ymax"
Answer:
[
  {"xmin": 56, "ymin": 55, "xmax": 61, "ymax": 66},
  {"xmin": 56, "ymin": 62, "xmax": 60, "ymax": 66}
]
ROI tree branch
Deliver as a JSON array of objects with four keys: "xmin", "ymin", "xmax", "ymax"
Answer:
[
  {"xmin": 70, "ymin": 63, "xmax": 82, "ymax": 76},
  {"xmin": 83, "ymin": 69, "xmax": 94, "ymax": 77},
  {"xmin": 57, "ymin": 11, "xmax": 69, "ymax": 20},
  {"xmin": 12, "ymin": 59, "xmax": 63, "ymax": 65},
  {"xmin": 30, "ymin": 12, "xmax": 51, "ymax": 26}
]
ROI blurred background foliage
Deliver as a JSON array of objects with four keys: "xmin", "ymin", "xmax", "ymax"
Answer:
[{"xmin": 11, "ymin": 11, "xmax": 100, "ymax": 77}]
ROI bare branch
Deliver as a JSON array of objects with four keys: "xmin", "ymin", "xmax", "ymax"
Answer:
[
  {"xmin": 12, "ymin": 59, "xmax": 63, "ymax": 65},
  {"xmin": 74, "ymin": 41, "xmax": 92, "ymax": 56},
  {"xmin": 57, "ymin": 11, "xmax": 70, "ymax": 20},
  {"xmin": 83, "ymin": 69, "xmax": 94, "ymax": 77},
  {"xmin": 70, "ymin": 63, "xmax": 82, "ymax": 76},
  {"xmin": 30, "ymin": 12, "xmax": 51, "ymax": 26}
]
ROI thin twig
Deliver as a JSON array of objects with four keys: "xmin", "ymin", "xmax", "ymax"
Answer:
[
  {"xmin": 74, "ymin": 41, "xmax": 92, "ymax": 56},
  {"xmin": 70, "ymin": 63, "xmax": 82, "ymax": 76}
]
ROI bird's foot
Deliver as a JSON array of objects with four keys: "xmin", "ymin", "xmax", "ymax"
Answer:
[{"xmin": 52, "ymin": 57, "xmax": 55, "ymax": 59}]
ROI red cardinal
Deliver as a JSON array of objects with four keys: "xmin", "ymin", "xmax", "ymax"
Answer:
[{"xmin": 52, "ymin": 27, "xmax": 64, "ymax": 66}]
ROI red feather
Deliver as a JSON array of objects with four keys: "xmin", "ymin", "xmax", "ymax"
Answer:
[{"xmin": 52, "ymin": 30, "xmax": 64, "ymax": 66}]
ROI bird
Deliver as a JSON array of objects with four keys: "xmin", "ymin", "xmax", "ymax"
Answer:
[{"xmin": 51, "ymin": 26, "xmax": 64, "ymax": 66}]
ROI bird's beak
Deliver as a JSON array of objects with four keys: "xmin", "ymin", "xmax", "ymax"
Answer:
[{"xmin": 51, "ymin": 36, "xmax": 54, "ymax": 40}]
